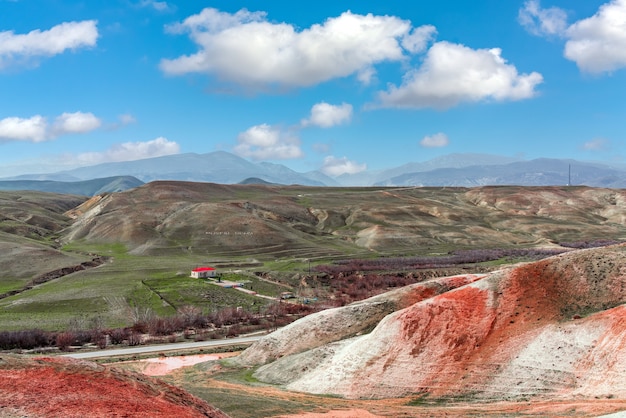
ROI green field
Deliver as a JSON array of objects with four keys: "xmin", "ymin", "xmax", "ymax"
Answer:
[{"xmin": 0, "ymin": 242, "xmax": 288, "ymax": 331}]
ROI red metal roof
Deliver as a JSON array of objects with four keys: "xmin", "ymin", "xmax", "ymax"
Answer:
[{"xmin": 192, "ymin": 267, "xmax": 215, "ymax": 272}]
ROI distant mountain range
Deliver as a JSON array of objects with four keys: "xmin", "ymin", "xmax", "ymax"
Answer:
[
  {"xmin": 374, "ymin": 158, "xmax": 626, "ymax": 188},
  {"xmin": 1, "ymin": 151, "xmax": 625, "ymax": 195},
  {"xmin": 0, "ymin": 176, "xmax": 144, "ymax": 196}
]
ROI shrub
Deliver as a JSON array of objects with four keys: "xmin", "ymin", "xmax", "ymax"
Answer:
[
  {"xmin": 0, "ymin": 329, "xmax": 52, "ymax": 350},
  {"xmin": 109, "ymin": 328, "xmax": 130, "ymax": 345},
  {"xmin": 226, "ymin": 325, "xmax": 241, "ymax": 337},
  {"xmin": 127, "ymin": 332, "xmax": 143, "ymax": 346},
  {"xmin": 55, "ymin": 331, "xmax": 75, "ymax": 351},
  {"xmin": 87, "ymin": 329, "xmax": 108, "ymax": 349},
  {"xmin": 178, "ymin": 305, "xmax": 203, "ymax": 328}
]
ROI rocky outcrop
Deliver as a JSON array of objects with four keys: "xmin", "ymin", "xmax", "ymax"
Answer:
[
  {"xmin": 234, "ymin": 274, "xmax": 483, "ymax": 366},
  {"xmin": 244, "ymin": 245, "xmax": 626, "ymax": 401}
]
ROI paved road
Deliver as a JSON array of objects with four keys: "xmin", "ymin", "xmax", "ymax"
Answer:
[{"xmin": 61, "ymin": 335, "xmax": 263, "ymax": 359}]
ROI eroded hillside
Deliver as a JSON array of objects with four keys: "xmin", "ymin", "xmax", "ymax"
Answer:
[
  {"xmin": 61, "ymin": 183, "xmax": 626, "ymax": 257},
  {"xmin": 0, "ymin": 356, "xmax": 229, "ymax": 417},
  {"xmin": 0, "ymin": 191, "xmax": 91, "ymax": 293},
  {"xmin": 238, "ymin": 244, "xmax": 626, "ymax": 402}
]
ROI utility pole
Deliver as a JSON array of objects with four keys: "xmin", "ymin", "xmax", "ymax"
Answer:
[{"xmin": 568, "ymin": 164, "xmax": 571, "ymax": 186}]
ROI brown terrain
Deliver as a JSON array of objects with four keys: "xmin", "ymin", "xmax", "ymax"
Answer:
[
  {"xmin": 0, "ymin": 191, "xmax": 92, "ymax": 290},
  {"xmin": 62, "ymin": 182, "xmax": 626, "ymax": 257}
]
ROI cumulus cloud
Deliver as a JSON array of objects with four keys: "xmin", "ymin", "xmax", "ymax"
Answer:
[
  {"xmin": 302, "ymin": 102, "xmax": 353, "ymax": 128},
  {"xmin": 375, "ymin": 41, "xmax": 543, "ymax": 109},
  {"xmin": 234, "ymin": 124, "xmax": 303, "ymax": 160},
  {"xmin": 564, "ymin": 0, "xmax": 626, "ymax": 73},
  {"xmin": 52, "ymin": 112, "xmax": 101, "ymax": 135},
  {"xmin": 75, "ymin": 137, "xmax": 180, "ymax": 165},
  {"xmin": 160, "ymin": 8, "xmax": 436, "ymax": 89},
  {"xmin": 420, "ymin": 132, "xmax": 449, "ymax": 148},
  {"xmin": 519, "ymin": 0, "xmax": 626, "ymax": 74},
  {"xmin": 321, "ymin": 156, "xmax": 367, "ymax": 176},
  {"xmin": 582, "ymin": 137, "xmax": 610, "ymax": 151},
  {"xmin": 0, "ymin": 111, "xmax": 103, "ymax": 142},
  {"xmin": 0, "ymin": 20, "xmax": 98, "ymax": 69},
  {"xmin": 0, "ymin": 115, "xmax": 47, "ymax": 142},
  {"xmin": 518, "ymin": 0, "xmax": 568, "ymax": 36}
]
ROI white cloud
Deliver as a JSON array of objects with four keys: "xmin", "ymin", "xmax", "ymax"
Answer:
[
  {"xmin": 0, "ymin": 115, "xmax": 47, "ymax": 142},
  {"xmin": 375, "ymin": 41, "xmax": 543, "ymax": 109},
  {"xmin": 52, "ymin": 112, "xmax": 101, "ymax": 135},
  {"xmin": 582, "ymin": 137, "xmax": 609, "ymax": 151},
  {"xmin": 118, "ymin": 114, "xmax": 137, "ymax": 125},
  {"xmin": 302, "ymin": 102, "xmax": 353, "ymax": 128},
  {"xmin": 321, "ymin": 156, "xmax": 367, "ymax": 176},
  {"xmin": 518, "ymin": 0, "xmax": 568, "ymax": 36},
  {"xmin": 234, "ymin": 124, "xmax": 303, "ymax": 160},
  {"xmin": 0, "ymin": 137, "xmax": 181, "ymax": 176},
  {"xmin": 420, "ymin": 132, "xmax": 449, "ymax": 148},
  {"xmin": 0, "ymin": 111, "xmax": 106, "ymax": 142},
  {"xmin": 402, "ymin": 25, "xmax": 437, "ymax": 53},
  {"xmin": 356, "ymin": 66, "xmax": 376, "ymax": 85},
  {"xmin": 564, "ymin": 0, "xmax": 626, "ymax": 73},
  {"xmin": 0, "ymin": 20, "xmax": 98, "ymax": 69},
  {"xmin": 140, "ymin": 1, "xmax": 170, "ymax": 12},
  {"xmin": 75, "ymin": 137, "xmax": 180, "ymax": 165},
  {"xmin": 160, "ymin": 8, "xmax": 435, "ymax": 89}
]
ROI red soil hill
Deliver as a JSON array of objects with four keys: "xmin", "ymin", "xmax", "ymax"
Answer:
[
  {"xmin": 248, "ymin": 245, "xmax": 626, "ymax": 403},
  {"xmin": 0, "ymin": 356, "xmax": 229, "ymax": 418}
]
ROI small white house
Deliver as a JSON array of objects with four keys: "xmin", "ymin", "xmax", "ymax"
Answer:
[{"xmin": 191, "ymin": 266, "xmax": 216, "ymax": 278}]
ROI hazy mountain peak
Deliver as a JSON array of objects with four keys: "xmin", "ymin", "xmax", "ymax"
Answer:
[{"xmin": 2, "ymin": 151, "xmax": 626, "ymax": 188}]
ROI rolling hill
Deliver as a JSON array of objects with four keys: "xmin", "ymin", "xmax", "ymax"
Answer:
[
  {"xmin": 60, "ymin": 182, "xmax": 626, "ymax": 258},
  {"xmin": 0, "ymin": 190, "xmax": 91, "ymax": 294}
]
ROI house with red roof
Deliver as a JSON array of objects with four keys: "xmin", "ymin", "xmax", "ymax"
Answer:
[{"xmin": 191, "ymin": 266, "xmax": 216, "ymax": 278}]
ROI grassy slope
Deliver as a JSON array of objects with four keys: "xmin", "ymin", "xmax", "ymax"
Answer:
[{"xmin": 0, "ymin": 243, "xmax": 281, "ymax": 331}]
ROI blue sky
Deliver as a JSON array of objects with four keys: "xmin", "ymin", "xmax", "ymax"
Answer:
[{"xmin": 1, "ymin": 0, "xmax": 625, "ymax": 177}]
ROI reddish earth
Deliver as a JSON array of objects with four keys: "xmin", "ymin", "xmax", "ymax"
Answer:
[
  {"xmin": 136, "ymin": 352, "xmax": 238, "ymax": 376},
  {"xmin": 242, "ymin": 244, "xmax": 626, "ymax": 415},
  {"xmin": 234, "ymin": 273, "xmax": 484, "ymax": 367},
  {"xmin": 0, "ymin": 356, "xmax": 229, "ymax": 418}
]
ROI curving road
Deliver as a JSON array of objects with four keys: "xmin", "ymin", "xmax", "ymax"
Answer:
[{"xmin": 61, "ymin": 335, "xmax": 262, "ymax": 359}]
